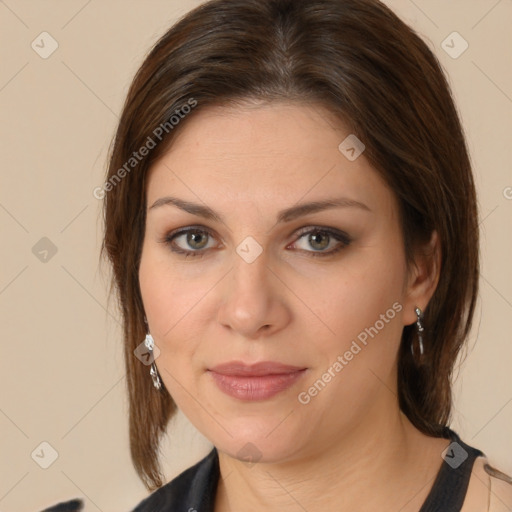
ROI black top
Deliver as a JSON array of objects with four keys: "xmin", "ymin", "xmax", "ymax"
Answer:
[{"xmin": 131, "ymin": 428, "xmax": 484, "ymax": 512}]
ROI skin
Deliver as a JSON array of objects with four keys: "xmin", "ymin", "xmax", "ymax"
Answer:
[{"xmin": 138, "ymin": 101, "xmax": 449, "ymax": 511}]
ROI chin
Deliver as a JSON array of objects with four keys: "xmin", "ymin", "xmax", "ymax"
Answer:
[{"xmin": 208, "ymin": 418, "xmax": 309, "ymax": 465}]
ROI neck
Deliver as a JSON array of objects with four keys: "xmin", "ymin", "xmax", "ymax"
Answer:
[{"xmin": 214, "ymin": 402, "xmax": 446, "ymax": 511}]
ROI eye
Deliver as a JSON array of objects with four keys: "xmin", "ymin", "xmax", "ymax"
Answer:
[
  {"xmin": 160, "ymin": 225, "xmax": 352, "ymax": 259},
  {"xmin": 161, "ymin": 226, "xmax": 217, "ymax": 258},
  {"xmin": 290, "ymin": 227, "xmax": 352, "ymax": 257}
]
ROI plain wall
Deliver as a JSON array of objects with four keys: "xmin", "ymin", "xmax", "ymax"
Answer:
[{"xmin": 0, "ymin": 1, "xmax": 510, "ymax": 510}]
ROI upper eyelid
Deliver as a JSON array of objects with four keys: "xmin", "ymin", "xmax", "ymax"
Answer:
[{"xmin": 166, "ymin": 224, "xmax": 347, "ymax": 237}]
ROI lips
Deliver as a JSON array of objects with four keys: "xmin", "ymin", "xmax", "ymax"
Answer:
[{"xmin": 207, "ymin": 361, "xmax": 307, "ymax": 401}]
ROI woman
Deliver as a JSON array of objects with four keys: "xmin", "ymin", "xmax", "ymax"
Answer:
[{"xmin": 100, "ymin": 0, "xmax": 512, "ymax": 510}]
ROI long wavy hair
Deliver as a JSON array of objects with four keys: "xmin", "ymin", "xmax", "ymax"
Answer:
[{"xmin": 100, "ymin": 0, "xmax": 479, "ymax": 491}]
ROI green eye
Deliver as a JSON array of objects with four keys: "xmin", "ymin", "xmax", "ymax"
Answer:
[
  {"xmin": 161, "ymin": 225, "xmax": 352, "ymax": 259},
  {"xmin": 291, "ymin": 227, "xmax": 352, "ymax": 257}
]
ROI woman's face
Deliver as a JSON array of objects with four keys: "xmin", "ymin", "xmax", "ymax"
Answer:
[{"xmin": 139, "ymin": 101, "xmax": 428, "ymax": 462}]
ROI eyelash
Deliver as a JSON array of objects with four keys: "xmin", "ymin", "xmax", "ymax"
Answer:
[{"xmin": 160, "ymin": 225, "xmax": 352, "ymax": 259}]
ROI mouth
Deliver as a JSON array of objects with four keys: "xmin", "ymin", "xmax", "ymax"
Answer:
[{"xmin": 207, "ymin": 361, "xmax": 308, "ymax": 401}]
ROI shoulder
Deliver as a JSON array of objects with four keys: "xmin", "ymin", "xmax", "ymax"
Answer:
[
  {"xmin": 131, "ymin": 448, "xmax": 219, "ymax": 512},
  {"xmin": 462, "ymin": 455, "xmax": 512, "ymax": 512}
]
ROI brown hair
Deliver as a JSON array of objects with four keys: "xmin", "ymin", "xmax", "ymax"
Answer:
[{"xmin": 101, "ymin": 0, "xmax": 479, "ymax": 491}]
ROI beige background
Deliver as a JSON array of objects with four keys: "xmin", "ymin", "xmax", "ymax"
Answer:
[{"xmin": 0, "ymin": 0, "xmax": 511, "ymax": 510}]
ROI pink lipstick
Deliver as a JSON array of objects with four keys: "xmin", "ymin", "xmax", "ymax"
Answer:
[{"xmin": 207, "ymin": 361, "xmax": 307, "ymax": 401}]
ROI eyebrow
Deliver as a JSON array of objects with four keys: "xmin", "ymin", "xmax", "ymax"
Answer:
[{"xmin": 148, "ymin": 195, "xmax": 371, "ymax": 223}]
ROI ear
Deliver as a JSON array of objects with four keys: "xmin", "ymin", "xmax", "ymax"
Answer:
[{"xmin": 402, "ymin": 230, "xmax": 441, "ymax": 326}]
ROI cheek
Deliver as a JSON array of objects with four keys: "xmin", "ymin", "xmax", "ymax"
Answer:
[
  {"xmin": 139, "ymin": 243, "xmax": 202, "ymax": 336},
  {"xmin": 138, "ymin": 245, "xmax": 218, "ymax": 390},
  {"xmin": 139, "ymin": 248, "xmax": 172, "ymax": 334},
  {"xmin": 295, "ymin": 264, "xmax": 405, "ymax": 437},
  {"xmin": 138, "ymin": 251, "xmax": 204, "ymax": 403},
  {"xmin": 312, "ymin": 245, "xmax": 406, "ymax": 343},
  {"xmin": 301, "ymin": 240, "xmax": 407, "ymax": 404}
]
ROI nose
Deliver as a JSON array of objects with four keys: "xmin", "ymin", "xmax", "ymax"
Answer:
[{"xmin": 216, "ymin": 249, "xmax": 291, "ymax": 339}]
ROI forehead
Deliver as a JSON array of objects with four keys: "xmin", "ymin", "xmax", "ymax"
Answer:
[{"xmin": 146, "ymin": 101, "xmax": 394, "ymax": 217}]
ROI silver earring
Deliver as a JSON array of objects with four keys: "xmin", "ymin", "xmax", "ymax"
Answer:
[
  {"xmin": 144, "ymin": 333, "xmax": 162, "ymax": 390},
  {"xmin": 411, "ymin": 306, "xmax": 424, "ymax": 359}
]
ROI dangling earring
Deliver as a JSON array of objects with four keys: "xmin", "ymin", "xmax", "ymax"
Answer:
[
  {"xmin": 411, "ymin": 306, "xmax": 425, "ymax": 361},
  {"xmin": 144, "ymin": 333, "xmax": 162, "ymax": 390}
]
